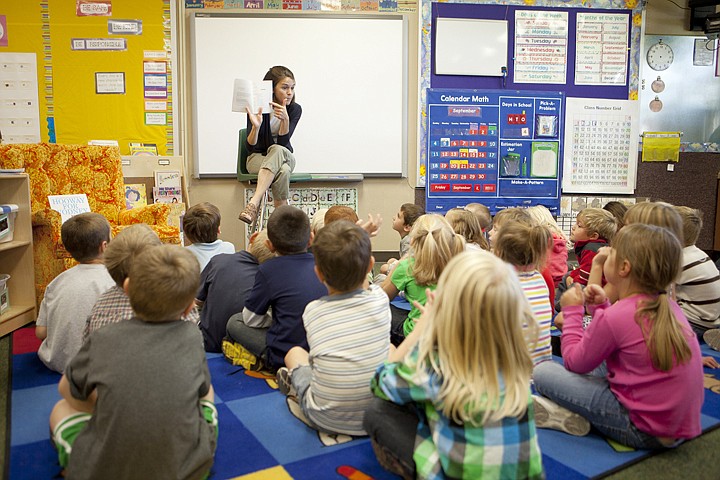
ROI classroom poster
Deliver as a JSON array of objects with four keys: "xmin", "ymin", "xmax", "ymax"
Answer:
[
  {"xmin": 514, "ymin": 10, "xmax": 569, "ymax": 85},
  {"xmin": 575, "ymin": 12, "xmax": 629, "ymax": 86},
  {"xmin": 0, "ymin": 53, "xmax": 41, "ymax": 144},
  {"xmin": 425, "ymin": 89, "xmax": 563, "ymax": 215},
  {"xmin": 562, "ymin": 97, "xmax": 639, "ymax": 194}
]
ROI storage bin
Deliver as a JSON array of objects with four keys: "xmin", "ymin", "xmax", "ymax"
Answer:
[{"xmin": 0, "ymin": 204, "xmax": 18, "ymax": 243}]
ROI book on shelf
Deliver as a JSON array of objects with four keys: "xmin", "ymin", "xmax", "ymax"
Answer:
[
  {"xmin": 232, "ymin": 78, "xmax": 273, "ymax": 114},
  {"xmin": 153, "ymin": 170, "xmax": 182, "ymax": 204},
  {"xmin": 129, "ymin": 142, "xmax": 158, "ymax": 156},
  {"xmin": 47, "ymin": 194, "xmax": 91, "ymax": 223},
  {"xmin": 124, "ymin": 184, "xmax": 148, "ymax": 210}
]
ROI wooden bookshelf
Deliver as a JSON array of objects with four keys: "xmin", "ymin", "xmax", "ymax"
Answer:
[{"xmin": 0, "ymin": 174, "xmax": 36, "ymax": 336}]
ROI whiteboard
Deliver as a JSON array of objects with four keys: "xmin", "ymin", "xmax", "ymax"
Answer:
[
  {"xmin": 190, "ymin": 13, "xmax": 407, "ymax": 177},
  {"xmin": 435, "ymin": 18, "xmax": 508, "ymax": 77}
]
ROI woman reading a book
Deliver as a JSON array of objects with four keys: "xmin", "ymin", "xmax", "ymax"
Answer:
[{"xmin": 238, "ymin": 66, "xmax": 301, "ymax": 225}]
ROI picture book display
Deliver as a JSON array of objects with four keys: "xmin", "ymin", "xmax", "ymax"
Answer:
[
  {"xmin": 425, "ymin": 88, "xmax": 563, "ymax": 215},
  {"xmin": 124, "ymin": 184, "xmax": 148, "ymax": 209},
  {"xmin": 153, "ymin": 170, "xmax": 182, "ymax": 204}
]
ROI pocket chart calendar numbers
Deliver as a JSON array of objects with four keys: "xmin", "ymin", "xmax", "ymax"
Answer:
[{"xmin": 562, "ymin": 98, "xmax": 640, "ymax": 194}]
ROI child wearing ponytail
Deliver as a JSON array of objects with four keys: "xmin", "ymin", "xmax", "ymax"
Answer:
[{"xmin": 534, "ymin": 224, "xmax": 704, "ymax": 448}]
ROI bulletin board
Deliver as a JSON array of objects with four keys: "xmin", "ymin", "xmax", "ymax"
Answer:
[
  {"xmin": 0, "ymin": 1, "xmax": 173, "ymax": 155},
  {"xmin": 425, "ymin": 88, "xmax": 563, "ymax": 215},
  {"xmin": 431, "ymin": 3, "xmax": 632, "ymax": 98}
]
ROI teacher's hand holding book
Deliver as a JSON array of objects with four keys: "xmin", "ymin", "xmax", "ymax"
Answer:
[{"xmin": 246, "ymin": 106, "xmax": 263, "ymax": 129}]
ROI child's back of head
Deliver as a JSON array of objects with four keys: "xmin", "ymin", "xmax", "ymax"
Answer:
[
  {"xmin": 624, "ymin": 201, "xmax": 683, "ymax": 245},
  {"xmin": 267, "ymin": 205, "xmax": 311, "ymax": 255},
  {"xmin": 576, "ymin": 207, "xmax": 617, "ymax": 242},
  {"xmin": 313, "ymin": 220, "xmax": 372, "ymax": 292},
  {"xmin": 127, "ymin": 245, "xmax": 199, "ymax": 322},
  {"xmin": 409, "ymin": 214, "xmax": 465, "ymax": 286},
  {"xmin": 674, "ymin": 206, "xmax": 703, "ymax": 248},
  {"xmin": 324, "ymin": 205, "xmax": 359, "ymax": 225},
  {"xmin": 603, "ymin": 201, "xmax": 628, "ymax": 231},
  {"xmin": 310, "ymin": 208, "xmax": 329, "ymax": 236},
  {"xmin": 413, "ymin": 250, "xmax": 536, "ymax": 424},
  {"xmin": 104, "ymin": 224, "xmax": 161, "ymax": 287},
  {"xmin": 249, "ymin": 229, "xmax": 275, "ymax": 263},
  {"xmin": 184, "ymin": 202, "xmax": 222, "ymax": 244},
  {"xmin": 464, "ymin": 202, "xmax": 492, "ymax": 231},
  {"xmin": 444, "ymin": 208, "xmax": 489, "ymax": 250},
  {"xmin": 61, "ymin": 212, "xmax": 111, "ymax": 263},
  {"xmin": 494, "ymin": 220, "xmax": 552, "ymax": 269},
  {"xmin": 526, "ymin": 205, "xmax": 566, "ymax": 241}
]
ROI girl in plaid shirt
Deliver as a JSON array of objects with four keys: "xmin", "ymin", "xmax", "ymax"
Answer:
[{"xmin": 364, "ymin": 251, "xmax": 544, "ymax": 480}]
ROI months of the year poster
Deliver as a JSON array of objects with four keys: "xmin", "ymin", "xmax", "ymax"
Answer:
[
  {"xmin": 425, "ymin": 89, "xmax": 564, "ymax": 215},
  {"xmin": 562, "ymin": 97, "xmax": 639, "ymax": 194}
]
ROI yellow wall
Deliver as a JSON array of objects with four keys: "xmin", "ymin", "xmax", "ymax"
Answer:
[{"xmin": 0, "ymin": 0, "xmax": 170, "ymax": 154}]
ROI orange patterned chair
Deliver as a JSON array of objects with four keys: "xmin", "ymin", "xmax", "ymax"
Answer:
[{"xmin": 0, "ymin": 143, "xmax": 180, "ymax": 305}]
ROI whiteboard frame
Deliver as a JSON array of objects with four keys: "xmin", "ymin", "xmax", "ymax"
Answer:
[
  {"xmin": 435, "ymin": 17, "xmax": 508, "ymax": 77},
  {"xmin": 189, "ymin": 13, "xmax": 408, "ymax": 178}
]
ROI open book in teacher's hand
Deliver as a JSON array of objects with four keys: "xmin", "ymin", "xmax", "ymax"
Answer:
[{"xmin": 232, "ymin": 79, "xmax": 273, "ymax": 115}]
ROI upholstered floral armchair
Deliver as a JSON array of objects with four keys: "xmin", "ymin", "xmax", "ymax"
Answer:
[{"xmin": 0, "ymin": 143, "xmax": 180, "ymax": 305}]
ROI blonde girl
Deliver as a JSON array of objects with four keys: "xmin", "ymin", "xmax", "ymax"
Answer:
[
  {"xmin": 534, "ymin": 224, "xmax": 703, "ymax": 448},
  {"xmin": 487, "ymin": 207, "xmax": 532, "ymax": 247},
  {"xmin": 494, "ymin": 221, "xmax": 553, "ymax": 366},
  {"xmin": 526, "ymin": 205, "xmax": 568, "ymax": 286},
  {"xmin": 444, "ymin": 208, "xmax": 489, "ymax": 251},
  {"xmin": 365, "ymin": 251, "xmax": 544, "ymax": 480},
  {"xmin": 381, "ymin": 214, "xmax": 465, "ymax": 342}
]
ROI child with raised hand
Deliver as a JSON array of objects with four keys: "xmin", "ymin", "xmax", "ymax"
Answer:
[
  {"xmin": 494, "ymin": 221, "xmax": 554, "ymax": 366},
  {"xmin": 526, "ymin": 205, "xmax": 568, "ymax": 286},
  {"xmin": 276, "ymin": 220, "xmax": 391, "ymax": 436},
  {"xmin": 380, "ymin": 214, "xmax": 465, "ymax": 344},
  {"xmin": 50, "ymin": 245, "xmax": 217, "ymax": 479},
  {"xmin": 534, "ymin": 224, "xmax": 704, "ymax": 448},
  {"xmin": 444, "ymin": 207, "xmax": 489, "ymax": 251},
  {"xmin": 365, "ymin": 251, "xmax": 544, "ymax": 480}
]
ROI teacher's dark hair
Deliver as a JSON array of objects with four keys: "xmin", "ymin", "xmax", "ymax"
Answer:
[{"xmin": 264, "ymin": 66, "xmax": 296, "ymax": 105}]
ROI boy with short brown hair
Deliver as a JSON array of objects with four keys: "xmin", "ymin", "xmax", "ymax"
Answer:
[
  {"xmin": 49, "ymin": 245, "xmax": 217, "ymax": 480},
  {"xmin": 36, "ymin": 212, "xmax": 115, "ymax": 373},
  {"xmin": 184, "ymin": 202, "xmax": 235, "ymax": 271}
]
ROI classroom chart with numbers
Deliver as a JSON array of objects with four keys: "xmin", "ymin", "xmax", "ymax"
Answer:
[
  {"xmin": 562, "ymin": 97, "xmax": 640, "ymax": 194},
  {"xmin": 425, "ymin": 89, "xmax": 564, "ymax": 215}
]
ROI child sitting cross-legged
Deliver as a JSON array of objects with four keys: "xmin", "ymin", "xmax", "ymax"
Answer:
[
  {"xmin": 534, "ymin": 224, "xmax": 704, "ymax": 448},
  {"xmin": 275, "ymin": 220, "xmax": 391, "ymax": 435},
  {"xmin": 224, "ymin": 205, "xmax": 328, "ymax": 372},
  {"xmin": 49, "ymin": 245, "xmax": 218, "ymax": 479},
  {"xmin": 364, "ymin": 250, "xmax": 544, "ymax": 479}
]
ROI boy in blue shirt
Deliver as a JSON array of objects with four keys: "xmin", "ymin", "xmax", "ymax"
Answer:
[{"xmin": 224, "ymin": 205, "xmax": 327, "ymax": 372}]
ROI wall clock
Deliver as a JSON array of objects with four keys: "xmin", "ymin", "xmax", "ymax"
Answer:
[{"xmin": 647, "ymin": 39, "xmax": 674, "ymax": 71}]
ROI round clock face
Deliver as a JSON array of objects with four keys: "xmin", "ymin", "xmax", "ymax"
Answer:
[{"xmin": 647, "ymin": 41, "xmax": 674, "ymax": 71}]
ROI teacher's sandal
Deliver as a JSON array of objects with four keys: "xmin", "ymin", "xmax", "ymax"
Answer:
[{"xmin": 238, "ymin": 202, "xmax": 257, "ymax": 224}]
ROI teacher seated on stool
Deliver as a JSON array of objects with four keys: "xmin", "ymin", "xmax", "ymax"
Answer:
[{"xmin": 239, "ymin": 65, "xmax": 302, "ymax": 225}]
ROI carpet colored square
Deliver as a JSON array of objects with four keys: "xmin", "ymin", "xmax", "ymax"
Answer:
[{"xmin": 9, "ymin": 328, "xmax": 720, "ymax": 479}]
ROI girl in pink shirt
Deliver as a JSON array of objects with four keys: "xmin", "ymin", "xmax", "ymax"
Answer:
[{"xmin": 533, "ymin": 223, "xmax": 703, "ymax": 449}]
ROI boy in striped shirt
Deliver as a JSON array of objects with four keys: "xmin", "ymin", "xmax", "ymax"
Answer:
[{"xmin": 276, "ymin": 220, "xmax": 391, "ymax": 436}]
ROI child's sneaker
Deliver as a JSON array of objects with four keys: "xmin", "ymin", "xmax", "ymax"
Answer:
[
  {"xmin": 276, "ymin": 367, "xmax": 296, "ymax": 397},
  {"xmin": 221, "ymin": 337, "xmax": 263, "ymax": 371},
  {"xmin": 532, "ymin": 395, "xmax": 591, "ymax": 436},
  {"xmin": 704, "ymin": 329, "xmax": 720, "ymax": 352}
]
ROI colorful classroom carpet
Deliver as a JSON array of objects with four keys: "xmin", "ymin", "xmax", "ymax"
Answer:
[{"xmin": 8, "ymin": 329, "xmax": 720, "ymax": 479}]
